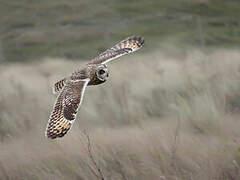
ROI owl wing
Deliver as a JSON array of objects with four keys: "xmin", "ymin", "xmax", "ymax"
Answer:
[
  {"xmin": 90, "ymin": 36, "xmax": 144, "ymax": 65},
  {"xmin": 46, "ymin": 79, "xmax": 89, "ymax": 139}
]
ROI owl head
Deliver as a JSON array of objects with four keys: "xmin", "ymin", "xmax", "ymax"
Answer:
[{"xmin": 96, "ymin": 64, "xmax": 109, "ymax": 81}]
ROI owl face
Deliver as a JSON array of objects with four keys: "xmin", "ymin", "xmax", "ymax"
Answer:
[{"xmin": 96, "ymin": 64, "xmax": 109, "ymax": 81}]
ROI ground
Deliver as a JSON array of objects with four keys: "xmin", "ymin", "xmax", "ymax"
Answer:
[
  {"xmin": 1, "ymin": 47, "xmax": 240, "ymax": 179},
  {"xmin": 1, "ymin": 0, "xmax": 240, "ymax": 179}
]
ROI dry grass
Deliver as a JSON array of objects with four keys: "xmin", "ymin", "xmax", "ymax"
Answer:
[{"xmin": 1, "ymin": 48, "xmax": 240, "ymax": 179}]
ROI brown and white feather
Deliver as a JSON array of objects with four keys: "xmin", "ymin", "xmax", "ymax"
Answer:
[
  {"xmin": 90, "ymin": 36, "xmax": 144, "ymax": 65},
  {"xmin": 46, "ymin": 79, "xmax": 89, "ymax": 139},
  {"xmin": 53, "ymin": 78, "xmax": 68, "ymax": 94}
]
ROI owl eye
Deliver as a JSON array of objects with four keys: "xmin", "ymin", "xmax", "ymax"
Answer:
[
  {"xmin": 99, "ymin": 69, "xmax": 105, "ymax": 75},
  {"xmin": 132, "ymin": 43, "xmax": 139, "ymax": 48}
]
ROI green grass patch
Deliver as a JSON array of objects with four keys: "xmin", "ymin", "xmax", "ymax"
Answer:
[{"xmin": 1, "ymin": 0, "xmax": 240, "ymax": 63}]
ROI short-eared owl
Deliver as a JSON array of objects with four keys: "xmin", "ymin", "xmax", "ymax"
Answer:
[{"xmin": 45, "ymin": 36, "xmax": 144, "ymax": 139}]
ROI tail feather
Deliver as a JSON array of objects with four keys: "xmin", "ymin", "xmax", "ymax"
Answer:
[{"xmin": 53, "ymin": 78, "xmax": 67, "ymax": 94}]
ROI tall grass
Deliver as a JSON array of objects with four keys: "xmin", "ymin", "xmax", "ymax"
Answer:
[{"xmin": 0, "ymin": 48, "xmax": 240, "ymax": 179}]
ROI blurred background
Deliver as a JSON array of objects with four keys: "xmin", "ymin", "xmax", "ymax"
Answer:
[{"xmin": 1, "ymin": 0, "xmax": 240, "ymax": 179}]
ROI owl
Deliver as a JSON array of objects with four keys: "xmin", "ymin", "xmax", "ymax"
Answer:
[{"xmin": 45, "ymin": 36, "xmax": 144, "ymax": 139}]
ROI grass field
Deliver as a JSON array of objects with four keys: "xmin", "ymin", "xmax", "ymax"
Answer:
[
  {"xmin": 1, "ymin": 46, "xmax": 240, "ymax": 179},
  {"xmin": 1, "ymin": 0, "xmax": 240, "ymax": 63},
  {"xmin": 1, "ymin": 0, "xmax": 240, "ymax": 179}
]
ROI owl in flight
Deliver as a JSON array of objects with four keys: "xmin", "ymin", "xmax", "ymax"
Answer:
[{"xmin": 45, "ymin": 36, "xmax": 144, "ymax": 139}]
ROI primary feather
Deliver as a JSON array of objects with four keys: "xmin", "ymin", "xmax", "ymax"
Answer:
[
  {"xmin": 90, "ymin": 36, "xmax": 144, "ymax": 65},
  {"xmin": 46, "ymin": 79, "xmax": 89, "ymax": 139}
]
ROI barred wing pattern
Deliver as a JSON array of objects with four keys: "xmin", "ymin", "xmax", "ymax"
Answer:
[
  {"xmin": 91, "ymin": 36, "xmax": 144, "ymax": 65},
  {"xmin": 46, "ymin": 79, "xmax": 89, "ymax": 139}
]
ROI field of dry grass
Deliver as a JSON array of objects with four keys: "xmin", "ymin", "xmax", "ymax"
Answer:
[{"xmin": 1, "ymin": 47, "xmax": 240, "ymax": 179}]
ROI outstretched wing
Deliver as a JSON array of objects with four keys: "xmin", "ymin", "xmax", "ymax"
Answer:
[
  {"xmin": 90, "ymin": 36, "xmax": 144, "ymax": 65},
  {"xmin": 46, "ymin": 79, "xmax": 89, "ymax": 139}
]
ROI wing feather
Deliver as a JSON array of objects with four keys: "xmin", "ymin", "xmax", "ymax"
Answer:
[
  {"xmin": 46, "ymin": 79, "xmax": 89, "ymax": 139},
  {"xmin": 90, "ymin": 36, "xmax": 144, "ymax": 65}
]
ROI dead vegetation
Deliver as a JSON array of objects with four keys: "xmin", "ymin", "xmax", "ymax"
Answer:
[{"xmin": 1, "ymin": 48, "xmax": 240, "ymax": 179}]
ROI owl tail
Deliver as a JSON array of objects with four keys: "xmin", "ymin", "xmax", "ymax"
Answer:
[{"xmin": 53, "ymin": 78, "xmax": 67, "ymax": 94}]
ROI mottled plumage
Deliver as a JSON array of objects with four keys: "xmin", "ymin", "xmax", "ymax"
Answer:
[
  {"xmin": 91, "ymin": 36, "xmax": 144, "ymax": 64},
  {"xmin": 45, "ymin": 36, "xmax": 144, "ymax": 139},
  {"xmin": 46, "ymin": 79, "xmax": 89, "ymax": 138}
]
